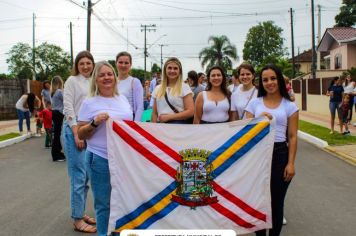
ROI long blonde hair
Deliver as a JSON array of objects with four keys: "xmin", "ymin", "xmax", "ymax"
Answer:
[
  {"xmin": 50, "ymin": 75, "xmax": 63, "ymax": 97},
  {"xmin": 89, "ymin": 61, "xmax": 119, "ymax": 97},
  {"xmin": 156, "ymin": 57, "xmax": 183, "ymax": 98}
]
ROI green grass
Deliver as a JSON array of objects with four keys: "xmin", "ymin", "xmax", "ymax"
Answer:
[
  {"xmin": 299, "ymin": 120, "xmax": 356, "ymax": 146},
  {"xmin": 0, "ymin": 132, "xmax": 21, "ymax": 142}
]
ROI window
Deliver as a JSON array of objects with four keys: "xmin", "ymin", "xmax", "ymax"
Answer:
[{"xmin": 335, "ymin": 54, "xmax": 342, "ymax": 69}]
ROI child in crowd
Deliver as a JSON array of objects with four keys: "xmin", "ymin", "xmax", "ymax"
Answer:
[
  {"xmin": 39, "ymin": 101, "xmax": 53, "ymax": 148},
  {"xmin": 34, "ymin": 111, "xmax": 43, "ymax": 137},
  {"xmin": 340, "ymin": 94, "xmax": 351, "ymax": 135}
]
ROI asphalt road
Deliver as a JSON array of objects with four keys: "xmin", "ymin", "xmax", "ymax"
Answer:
[{"xmin": 0, "ymin": 137, "xmax": 355, "ymax": 236}]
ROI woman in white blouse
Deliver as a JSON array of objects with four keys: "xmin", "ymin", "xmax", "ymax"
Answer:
[
  {"xmin": 115, "ymin": 51, "xmax": 144, "ymax": 121},
  {"xmin": 230, "ymin": 63, "xmax": 257, "ymax": 120},
  {"xmin": 151, "ymin": 57, "xmax": 194, "ymax": 123},
  {"xmin": 63, "ymin": 51, "xmax": 96, "ymax": 233}
]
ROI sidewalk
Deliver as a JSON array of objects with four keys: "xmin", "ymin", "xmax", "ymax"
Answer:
[{"xmin": 299, "ymin": 111, "xmax": 356, "ymax": 166}]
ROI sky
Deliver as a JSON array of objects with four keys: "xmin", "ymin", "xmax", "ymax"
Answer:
[{"xmin": 0, "ymin": 0, "xmax": 342, "ymax": 76}]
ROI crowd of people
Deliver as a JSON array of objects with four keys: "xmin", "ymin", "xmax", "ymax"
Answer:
[{"xmin": 15, "ymin": 49, "xmax": 356, "ymax": 236}]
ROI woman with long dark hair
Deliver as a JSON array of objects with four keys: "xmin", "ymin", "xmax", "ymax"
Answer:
[
  {"xmin": 15, "ymin": 92, "xmax": 40, "ymax": 134},
  {"xmin": 245, "ymin": 64, "xmax": 298, "ymax": 236},
  {"xmin": 193, "ymin": 66, "xmax": 231, "ymax": 124}
]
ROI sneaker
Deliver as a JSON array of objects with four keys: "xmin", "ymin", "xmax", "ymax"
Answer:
[
  {"xmin": 283, "ymin": 216, "xmax": 287, "ymax": 225},
  {"xmin": 329, "ymin": 131, "xmax": 334, "ymax": 134},
  {"xmin": 342, "ymin": 131, "xmax": 351, "ymax": 135},
  {"xmin": 54, "ymin": 159, "xmax": 66, "ymax": 162}
]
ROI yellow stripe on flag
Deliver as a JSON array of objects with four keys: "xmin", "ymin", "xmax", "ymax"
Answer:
[
  {"xmin": 211, "ymin": 121, "xmax": 269, "ymax": 170},
  {"xmin": 115, "ymin": 190, "xmax": 176, "ymax": 232}
]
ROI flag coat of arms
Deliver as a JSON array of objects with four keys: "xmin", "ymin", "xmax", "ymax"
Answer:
[{"xmin": 107, "ymin": 118, "xmax": 274, "ymax": 235}]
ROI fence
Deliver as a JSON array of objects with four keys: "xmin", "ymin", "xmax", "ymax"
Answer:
[{"xmin": 0, "ymin": 79, "xmax": 43, "ymax": 120}]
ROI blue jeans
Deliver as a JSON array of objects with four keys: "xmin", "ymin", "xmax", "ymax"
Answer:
[
  {"xmin": 62, "ymin": 121, "xmax": 90, "ymax": 220},
  {"xmin": 16, "ymin": 109, "xmax": 31, "ymax": 132},
  {"xmin": 86, "ymin": 151, "xmax": 111, "ymax": 236}
]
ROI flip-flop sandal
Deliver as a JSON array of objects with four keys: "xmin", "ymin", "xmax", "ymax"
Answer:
[
  {"xmin": 73, "ymin": 222, "xmax": 97, "ymax": 233},
  {"xmin": 83, "ymin": 215, "xmax": 96, "ymax": 225}
]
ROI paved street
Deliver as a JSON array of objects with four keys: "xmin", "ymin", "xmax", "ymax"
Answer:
[{"xmin": 0, "ymin": 137, "xmax": 355, "ymax": 236}]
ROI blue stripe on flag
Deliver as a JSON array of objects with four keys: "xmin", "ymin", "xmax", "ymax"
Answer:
[
  {"xmin": 115, "ymin": 181, "xmax": 176, "ymax": 229},
  {"xmin": 136, "ymin": 201, "xmax": 180, "ymax": 229},
  {"xmin": 207, "ymin": 123, "xmax": 257, "ymax": 165},
  {"xmin": 212, "ymin": 125, "xmax": 270, "ymax": 178}
]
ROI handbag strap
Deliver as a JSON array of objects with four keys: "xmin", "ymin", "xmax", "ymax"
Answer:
[
  {"xmin": 164, "ymin": 92, "xmax": 179, "ymax": 113},
  {"xmin": 240, "ymin": 87, "xmax": 256, "ymax": 119}
]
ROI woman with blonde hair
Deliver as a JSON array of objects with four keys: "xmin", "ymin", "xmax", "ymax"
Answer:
[
  {"xmin": 78, "ymin": 61, "xmax": 132, "ymax": 236},
  {"xmin": 151, "ymin": 57, "xmax": 194, "ymax": 123},
  {"xmin": 51, "ymin": 75, "xmax": 65, "ymax": 162}
]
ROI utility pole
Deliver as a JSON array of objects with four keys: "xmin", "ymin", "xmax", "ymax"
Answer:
[
  {"xmin": 317, "ymin": 4, "xmax": 321, "ymax": 70},
  {"xmin": 159, "ymin": 44, "xmax": 167, "ymax": 71},
  {"xmin": 311, "ymin": 0, "xmax": 316, "ymax": 79},
  {"xmin": 141, "ymin": 24, "xmax": 156, "ymax": 80},
  {"xmin": 290, "ymin": 8, "xmax": 295, "ymax": 79},
  {"xmin": 70, "ymin": 22, "xmax": 74, "ymax": 67},
  {"xmin": 32, "ymin": 13, "xmax": 36, "ymax": 80},
  {"xmin": 86, "ymin": 0, "xmax": 92, "ymax": 51}
]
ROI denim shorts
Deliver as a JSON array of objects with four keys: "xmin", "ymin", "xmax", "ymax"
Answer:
[{"xmin": 329, "ymin": 101, "xmax": 341, "ymax": 117}]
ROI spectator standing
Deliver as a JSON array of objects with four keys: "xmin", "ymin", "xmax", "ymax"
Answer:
[
  {"xmin": 143, "ymin": 80, "xmax": 151, "ymax": 110},
  {"xmin": 63, "ymin": 51, "xmax": 97, "ymax": 233},
  {"xmin": 15, "ymin": 92, "xmax": 41, "ymax": 134},
  {"xmin": 343, "ymin": 74, "xmax": 355, "ymax": 122},
  {"xmin": 228, "ymin": 72, "xmax": 241, "ymax": 93},
  {"xmin": 39, "ymin": 101, "xmax": 53, "ymax": 148},
  {"xmin": 41, "ymin": 80, "xmax": 51, "ymax": 108},
  {"xmin": 51, "ymin": 75, "xmax": 65, "ymax": 162},
  {"xmin": 116, "ymin": 51, "xmax": 144, "ymax": 121},
  {"xmin": 326, "ymin": 77, "xmax": 344, "ymax": 134},
  {"xmin": 340, "ymin": 94, "xmax": 351, "ymax": 135},
  {"xmin": 187, "ymin": 70, "xmax": 205, "ymax": 101}
]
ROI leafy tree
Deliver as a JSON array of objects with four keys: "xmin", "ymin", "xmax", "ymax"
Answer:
[
  {"xmin": 130, "ymin": 68, "xmax": 149, "ymax": 83},
  {"xmin": 6, "ymin": 42, "xmax": 71, "ymax": 81},
  {"xmin": 335, "ymin": 0, "xmax": 356, "ymax": 27},
  {"xmin": 6, "ymin": 43, "xmax": 33, "ymax": 80},
  {"xmin": 243, "ymin": 21, "xmax": 287, "ymax": 69},
  {"xmin": 151, "ymin": 63, "xmax": 161, "ymax": 73},
  {"xmin": 199, "ymin": 35, "xmax": 238, "ymax": 72}
]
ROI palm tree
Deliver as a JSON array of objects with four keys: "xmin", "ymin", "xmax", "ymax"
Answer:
[{"xmin": 199, "ymin": 35, "xmax": 238, "ymax": 72}]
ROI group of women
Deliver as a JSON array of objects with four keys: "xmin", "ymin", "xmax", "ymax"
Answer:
[{"xmin": 36, "ymin": 50, "xmax": 298, "ymax": 236}]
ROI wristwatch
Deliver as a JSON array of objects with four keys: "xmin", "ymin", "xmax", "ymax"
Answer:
[{"xmin": 90, "ymin": 119, "xmax": 98, "ymax": 128}]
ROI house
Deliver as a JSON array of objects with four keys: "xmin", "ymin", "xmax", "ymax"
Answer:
[
  {"xmin": 318, "ymin": 27, "xmax": 356, "ymax": 70},
  {"xmin": 289, "ymin": 49, "xmax": 329, "ymax": 74},
  {"xmin": 291, "ymin": 27, "xmax": 356, "ymax": 116}
]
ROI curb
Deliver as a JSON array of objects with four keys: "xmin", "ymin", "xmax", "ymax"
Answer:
[
  {"xmin": 0, "ymin": 133, "xmax": 32, "ymax": 149},
  {"xmin": 297, "ymin": 130, "xmax": 328, "ymax": 148},
  {"xmin": 324, "ymin": 146, "xmax": 356, "ymax": 166},
  {"xmin": 298, "ymin": 130, "xmax": 356, "ymax": 166}
]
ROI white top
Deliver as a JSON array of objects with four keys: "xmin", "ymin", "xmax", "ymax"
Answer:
[
  {"xmin": 152, "ymin": 83, "xmax": 192, "ymax": 116},
  {"xmin": 78, "ymin": 95, "xmax": 133, "ymax": 159},
  {"xmin": 15, "ymin": 95, "xmax": 29, "ymax": 112},
  {"xmin": 117, "ymin": 76, "xmax": 144, "ymax": 121},
  {"xmin": 245, "ymin": 97, "xmax": 299, "ymax": 142},
  {"xmin": 63, "ymin": 74, "xmax": 90, "ymax": 127},
  {"xmin": 231, "ymin": 85, "xmax": 258, "ymax": 119},
  {"xmin": 201, "ymin": 91, "xmax": 230, "ymax": 122},
  {"xmin": 343, "ymin": 81, "xmax": 355, "ymax": 94}
]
